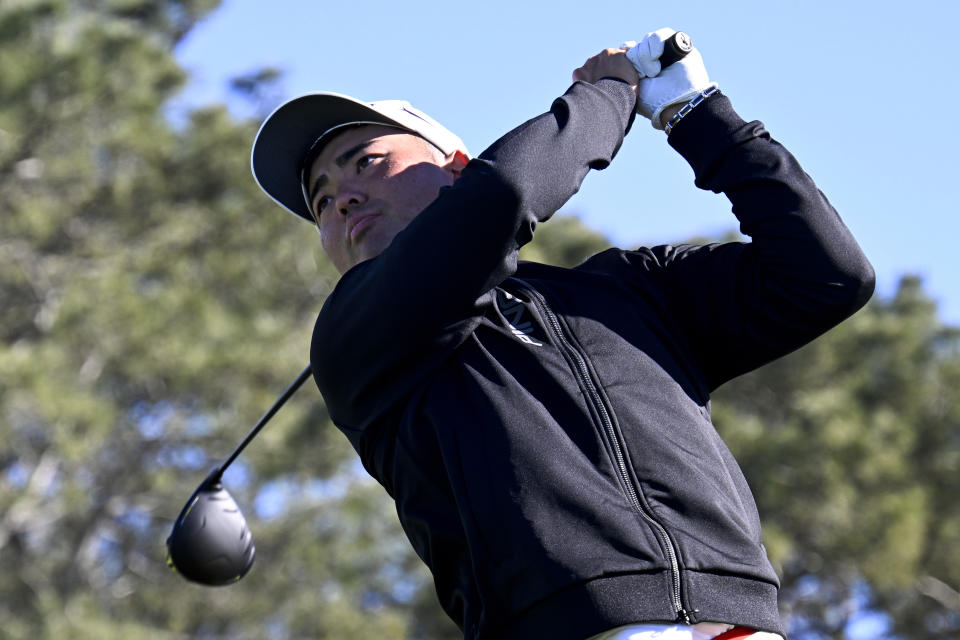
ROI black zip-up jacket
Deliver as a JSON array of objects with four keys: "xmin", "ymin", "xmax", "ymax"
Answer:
[{"xmin": 311, "ymin": 79, "xmax": 875, "ymax": 639}]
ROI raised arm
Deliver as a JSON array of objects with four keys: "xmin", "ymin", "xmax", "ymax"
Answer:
[
  {"xmin": 312, "ymin": 61, "xmax": 638, "ymax": 432},
  {"xmin": 639, "ymin": 93, "xmax": 874, "ymax": 389},
  {"xmin": 589, "ymin": 29, "xmax": 874, "ymax": 389}
]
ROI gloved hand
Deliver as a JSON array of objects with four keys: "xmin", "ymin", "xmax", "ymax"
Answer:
[{"xmin": 623, "ymin": 28, "xmax": 716, "ymax": 130}]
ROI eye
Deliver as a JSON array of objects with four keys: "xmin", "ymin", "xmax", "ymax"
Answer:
[
  {"xmin": 314, "ymin": 195, "xmax": 332, "ymax": 217},
  {"xmin": 356, "ymin": 154, "xmax": 378, "ymax": 172}
]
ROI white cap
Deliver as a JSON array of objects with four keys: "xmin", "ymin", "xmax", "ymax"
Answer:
[{"xmin": 251, "ymin": 92, "xmax": 468, "ymax": 223}]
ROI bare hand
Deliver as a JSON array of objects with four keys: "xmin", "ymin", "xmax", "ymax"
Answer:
[{"xmin": 572, "ymin": 48, "xmax": 639, "ymax": 90}]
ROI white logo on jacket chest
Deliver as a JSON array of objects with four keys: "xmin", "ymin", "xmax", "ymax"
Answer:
[{"xmin": 497, "ymin": 290, "xmax": 544, "ymax": 347}]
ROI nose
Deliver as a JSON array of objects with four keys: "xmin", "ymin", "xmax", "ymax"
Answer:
[{"xmin": 334, "ymin": 185, "xmax": 366, "ymax": 216}]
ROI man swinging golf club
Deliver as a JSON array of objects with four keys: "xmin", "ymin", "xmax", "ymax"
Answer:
[{"xmin": 249, "ymin": 28, "xmax": 874, "ymax": 640}]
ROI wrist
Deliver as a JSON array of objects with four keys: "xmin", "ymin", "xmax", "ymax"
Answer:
[
  {"xmin": 659, "ymin": 103, "xmax": 683, "ymax": 125},
  {"xmin": 663, "ymin": 84, "xmax": 719, "ymax": 135}
]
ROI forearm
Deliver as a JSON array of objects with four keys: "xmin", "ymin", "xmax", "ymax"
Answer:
[{"xmin": 473, "ymin": 78, "xmax": 637, "ymax": 225}]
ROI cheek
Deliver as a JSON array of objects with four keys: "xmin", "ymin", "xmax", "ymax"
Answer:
[
  {"xmin": 318, "ymin": 219, "xmax": 341, "ymax": 253},
  {"xmin": 389, "ymin": 166, "xmax": 453, "ymax": 211},
  {"xmin": 318, "ymin": 225, "xmax": 352, "ymax": 274}
]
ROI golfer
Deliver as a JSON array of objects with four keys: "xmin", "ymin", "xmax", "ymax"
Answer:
[{"xmin": 251, "ymin": 29, "xmax": 874, "ymax": 640}]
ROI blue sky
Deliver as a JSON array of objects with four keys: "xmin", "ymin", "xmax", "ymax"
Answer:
[{"xmin": 173, "ymin": 0, "xmax": 960, "ymax": 326}]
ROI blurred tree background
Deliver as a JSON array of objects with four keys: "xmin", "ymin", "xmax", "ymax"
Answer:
[{"xmin": 0, "ymin": 1, "xmax": 957, "ymax": 638}]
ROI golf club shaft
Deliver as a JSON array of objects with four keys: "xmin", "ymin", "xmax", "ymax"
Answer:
[{"xmin": 216, "ymin": 364, "xmax": 312, "ymax": 476}]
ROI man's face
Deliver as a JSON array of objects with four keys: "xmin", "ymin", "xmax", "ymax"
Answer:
[{"xmin": 304, "ymin": 124, "xmax": 463, "ymax": 274}]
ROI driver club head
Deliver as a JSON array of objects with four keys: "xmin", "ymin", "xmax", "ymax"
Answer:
[
  {"xmin": 166, "ymin": 469, "xmax": 255, "ymax": 586},
  {"xmin": 165, "ymin": 365, "xmax": 311, "ymax": 586}
]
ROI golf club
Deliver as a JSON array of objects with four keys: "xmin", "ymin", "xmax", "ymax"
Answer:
[
  {"xmin": 163, "ymin": 33, "xmax": 692, "ymax": 587},
  {"xmin": 166, "ymin": 364, "xmax": 312, "ymax": 586}
]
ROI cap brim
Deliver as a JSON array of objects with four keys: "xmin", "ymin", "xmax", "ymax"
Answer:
[{"xmin": 250, "ymin": 92, "xmax": 404, "ymax": 223}]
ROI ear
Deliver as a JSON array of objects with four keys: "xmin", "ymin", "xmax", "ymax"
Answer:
[{"xmin": 443, "ymin": 149, "xmax": 470, "ymax": 179}]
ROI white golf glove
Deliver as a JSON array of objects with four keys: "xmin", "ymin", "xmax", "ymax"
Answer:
[{"xmin": 623, "ymin": 28, "xmax": 716, "ymax": 130}]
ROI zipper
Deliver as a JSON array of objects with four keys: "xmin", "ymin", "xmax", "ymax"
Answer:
[{"xmin": 508, "ymin": 278, "xmax": 691, "ymax": 624}]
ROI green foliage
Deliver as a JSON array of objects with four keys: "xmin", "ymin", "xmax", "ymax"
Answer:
[
  {"xmin": 1, "ymin": 3, "xmax": 957, "ymax": 639},
  {"xmin": 519, "ymin": 213, "xmax": 611, "ymax": 267},
  {"xmin": 1, "ymin": 1, "xmax": 452, "ymax": 638}
]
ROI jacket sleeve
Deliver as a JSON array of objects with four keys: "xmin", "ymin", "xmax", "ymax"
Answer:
[
  {"xmin": 311, "ymin": 79, "xmax": 638, "ymax": 440},
  {"xmin": 636, "ymin": 93, "xmax": 875, "ymax": 390}
]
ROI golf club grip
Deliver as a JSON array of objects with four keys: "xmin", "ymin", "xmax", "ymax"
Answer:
[{"xmin": 658, "ymin": 31, "xmax": 693, "ymax": 70}]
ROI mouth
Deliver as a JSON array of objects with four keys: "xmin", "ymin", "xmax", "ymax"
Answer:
[{"xmin": 348, "ymin": 212, "xmax": 381, "ymax": 244}]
